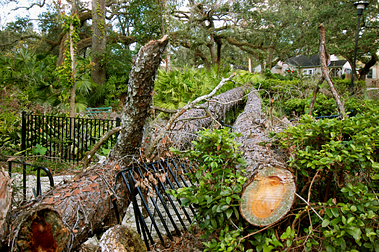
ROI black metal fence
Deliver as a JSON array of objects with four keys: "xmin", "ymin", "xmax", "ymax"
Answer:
[
  {"xmin": 2, "ymin": 159, "xmax": 54, "ymax": 201},
  {"xmin": 115, "ymin": 158, "xmax": 196, "ymax": 250},
  {"xmin": 21, "ymin": 111, "xmax": 121, "ymax": 163}
]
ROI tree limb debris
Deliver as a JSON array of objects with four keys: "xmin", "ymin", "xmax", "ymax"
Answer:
[
  {"xmin": 145, "ymin": 72, "xmax": 237, "ymax": 157},
  {"xmin": 82, "ymin": 126, "xmax": 122, "ymax": 169}
]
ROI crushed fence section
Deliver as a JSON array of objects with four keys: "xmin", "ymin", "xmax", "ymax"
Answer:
[
  {"xmin": 114, "ymin": 158, "xmax": 197, "ymax": 250},
  {"xmin": 21, "ymin": 111, "xmax": 121, "ymax": 163},
  {"xmin": 3, "ymin": 159, "xmax": 54, "ymax": 201}
]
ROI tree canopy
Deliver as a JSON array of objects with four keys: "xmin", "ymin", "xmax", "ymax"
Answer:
[{"xmin": 0, "ymin": 0, "xmax": 378, "ymax": 111}]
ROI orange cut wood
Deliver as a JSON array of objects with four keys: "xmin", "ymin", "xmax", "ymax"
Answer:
[{"xmin": 240, "ymin": 167, "xmax": 295, "ymax": 227}]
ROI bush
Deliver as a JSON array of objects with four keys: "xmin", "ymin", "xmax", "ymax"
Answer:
[
  {"xmin": 170, "ymin": 128, "xmax": 249, "ymax": 251},
  {"xmin": 272, "ymin": 106, "xmax": 379, "ymax": 251}
]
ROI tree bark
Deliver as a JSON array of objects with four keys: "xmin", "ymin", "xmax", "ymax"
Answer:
[
  {"xmin": 99, "ymin": 225, "xmax": 147, "ymax": 252},
  {"xmin": 0, "ymin": 168, "xmax": 12, "ymax": 249},
  {"xmin": 145, "ymin": 73, "xmax": 238, "ymax": 157},
  {"xmin": 146, "ymin": 83, "xmax": 247, "ymax": 158},
  {"xmin": 69, "ymin": 23, "xmax": 77, "ymax": 118},
  {"xmin": 92, "ymin": 0, "xmax": 107, "ymax": 86},
  {"xmin": 318, "ymin": 24, "xmax": 345, "ymax": 119},
  {"xmin": 7, "ymin": 161, "xmax": 129, "ymax": 252},
  {"xmin": 111, "ymin": 35, "xmax": 169, "ymax": 166},
  {"xmin": 359, "ymin": 54, "xmax": 378, "ymax": 81},
  {"xmin": 233, "ymin": 89, "xmax": 295, "ymax": 226}
]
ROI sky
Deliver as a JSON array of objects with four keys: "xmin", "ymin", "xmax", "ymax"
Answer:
[{"xmin": 0, "ymin": 0, "xmax": 47, "ymax": 28}]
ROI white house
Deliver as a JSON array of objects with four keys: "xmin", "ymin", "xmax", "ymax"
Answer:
[
  {"xmin": 366, "ymin": 62, "xmax": 379, "ymax": 87},
  {"xmin": 283, "ymin": 54, "xmax": 351, "ymax": 78}
]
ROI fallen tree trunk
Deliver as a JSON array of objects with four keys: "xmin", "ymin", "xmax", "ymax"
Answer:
[
  {"xmin": 0, "ymin": 168, "xmax": 12, "ymax": 249},
  {"xmin": 111, "ymin": 35, "xmax": 170, "ymax": 167},
  {"xmin": 233, "ymin": 89, "xmax": 295, "ymax": 226},
  {"xmin": 7, "ymin": 161, "xmax": 128, "ymax": 251},
  {"xmin": 1, "ymin": 36, "xmax": 169, "ymax": 252},
  {"xmin": 146, "ymin": 82, "xmax": 248, "ymax": 158}
]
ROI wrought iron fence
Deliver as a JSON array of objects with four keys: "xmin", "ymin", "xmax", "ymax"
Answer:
[
  {"xmin": 2, "ymin": 159, "xmax": 54, "ymax": 201},
  {"xmin": 21, "ymin": 111, "xmax": 121, "ymax": 163},
  {"xmin": 115, "ymin": 157, "xmax": 197, "ymax": 250}
]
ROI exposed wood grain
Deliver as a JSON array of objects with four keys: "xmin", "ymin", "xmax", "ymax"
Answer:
[{"xmin": 240, "ymin": 167, "xmax": 295, "ymax": 227}]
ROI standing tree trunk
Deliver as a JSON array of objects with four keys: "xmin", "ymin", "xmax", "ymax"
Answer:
[
  {"xmin": 92, "ymin": 0, "xmax": 107, "ymax": 86},
  {"xmin": 69, "ymin": 22, "xmax": 77, "ymax": 118},
  {"xmin": 1, "ymin": 36, "xmax": 169, "ymax": 252},
  {"xmin": 309, "ymin": 24, "xmax": 345, "ymax": 119}
]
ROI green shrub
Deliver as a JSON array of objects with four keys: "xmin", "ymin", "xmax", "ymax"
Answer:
[
  {"xmin": 170, "ymin": 127, "xmax": 249, "ymax": 251},
  {"xmin": 272, "ymin": 106, "xmax": 379, "ymax": 251}
]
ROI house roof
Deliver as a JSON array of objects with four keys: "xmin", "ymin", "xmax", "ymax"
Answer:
[
  {"xmin": 328, "ymin": 60, "xmax": 348, "ymax": 68},
  {"xmin": 287, "ymin": 55, "xmax": 347, "ymax": 68},
  {"xmin": 287, "ymin": 55, "xmax": 321, "ymax": 68}
]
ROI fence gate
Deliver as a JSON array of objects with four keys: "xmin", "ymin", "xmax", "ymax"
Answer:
[{"xmin": 21, "ymin": 111, "xmax": 121, "ymax": 163}]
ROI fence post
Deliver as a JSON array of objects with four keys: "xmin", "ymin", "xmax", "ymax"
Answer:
[
  {"xmin": 116, "ymin": 117, "xmax": 121, "ymax": 139},
  {"xmin": 21, "ymin": 111, "xmax": 26, "ymax": 156},
  {"xmin": 21, "ymin": 111, "xmax": 28, "ymax": 200}
]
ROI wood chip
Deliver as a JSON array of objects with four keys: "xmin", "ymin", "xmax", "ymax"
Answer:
[{"xmin": 89, "ymin": 175, "xmax": 98, "ymax": 182}]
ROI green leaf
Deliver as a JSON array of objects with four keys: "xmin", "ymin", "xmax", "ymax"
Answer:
[
  {"xmin": 233, "ymin": 207, "xmax": 239, "ymax": 220},
  {"xmin": 347, "ymin": 216, "xmax": 355, "ymax": 224},
  {"xmin": 322, "ymin": 219, "xmax": 330, "ymax": 227},
  {"xmin": 286, "ymin": 239, "xmax": 292, "ymax": 248},
  {"xmin": 226, "ymin": 196, "xmax": 231, "ymax": 205},
  {"xmin": 331, "ymin": 208, "xmax": 339, "ymax": 217},
  {"xmin": 220, "ymin": 187, "xmax": 233, "ymax": 196},
  {"xmin": 346, "ymin": 226, "xmax": 362, "ymax": 241},
  {"xmin": 226, "ymin": 208, "xmax": 233, "ymax": 219},
  {"xmin": 181, "ymin": 198, "xmax": 191, "ymax": 206},
  {"xmin": 211, "ymin": 218, "xmax": 217, "ymax": 229},
  {"xmin": 217, "ymin": 204, "xmax": 229, "ymax": 213}
]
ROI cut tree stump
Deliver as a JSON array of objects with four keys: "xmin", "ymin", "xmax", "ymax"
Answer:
[
  {"xmin": 240, "ymin": 167, "xmax": 295, "ymax": 227},
  {"xmin": 99, "ymin": 225, "xmax": 147, "ymax": 252}
]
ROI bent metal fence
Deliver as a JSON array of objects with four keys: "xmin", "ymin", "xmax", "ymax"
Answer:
[
  {"xmin": 21, "ymin": 111, "xmax": 121, "ymax": 163},
  {"xmin": 114, "ymin": 157, "xmax": 196, "ymax": 250}
]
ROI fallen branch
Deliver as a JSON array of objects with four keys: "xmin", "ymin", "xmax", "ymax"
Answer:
[
  {"xmin": 82, "ymin": 126, "xmax": 122, "ymax": 169},
  {"xmin": 146, "ymin": 72, "xmax": 237, "ymax": 157},
  {"xmin": 151, "ymin": 106, "xmax": 179, "ymax": 114}
]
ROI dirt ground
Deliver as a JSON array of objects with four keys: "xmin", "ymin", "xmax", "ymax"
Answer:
[{"xmin": 150, "ymin": 227, "xmax": 207, "ymax": 252}]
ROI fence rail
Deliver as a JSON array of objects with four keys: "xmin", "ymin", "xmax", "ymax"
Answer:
[
  {"xmin": 21, "ymin": 111, "xmax": 121, "ymax": 163},
  {"xmin": 2, "ymin": 159, "xmax": 54, "ymax": 201}
]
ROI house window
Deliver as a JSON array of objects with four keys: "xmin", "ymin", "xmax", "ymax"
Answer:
[
  {"xmin": 345, "ymin": 69, "xmax": 352, "ymax": 74},
  {"xmin": 367, "ymin": 69, "xmax": 373, "ymax": 79},
  {"xmin": 309, "ymin": 70, "xmax": 313, "ymax": 75}
]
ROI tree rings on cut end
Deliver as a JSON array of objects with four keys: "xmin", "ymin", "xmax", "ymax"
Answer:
[{"xmin": 240, "ymin": 167, "xmax": 295, "ymax": 227}]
